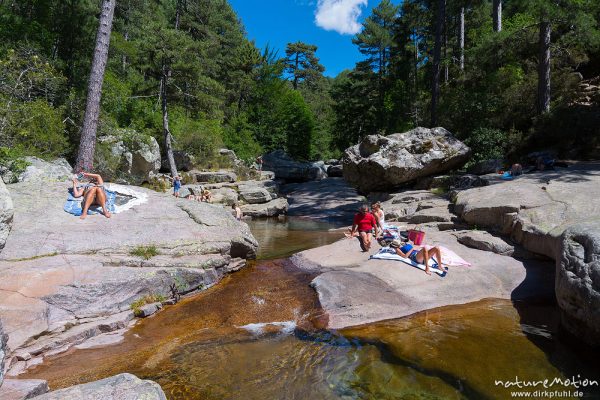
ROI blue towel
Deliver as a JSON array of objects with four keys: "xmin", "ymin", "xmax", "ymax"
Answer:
[
  {"xmin": 64, "ymin": 188, "xmax": 116, "ymax": 216},
  {"xmin": 501, "ymin": 171, "xmax": 514, "ymax": 181}
]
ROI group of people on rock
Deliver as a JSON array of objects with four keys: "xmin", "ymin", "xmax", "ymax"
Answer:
[
  {"xmin": 349, "ymin": 202, "xmax": 444, "ymax": 275},
  {"xmin": 169, "ymin": 175, "xmax": 212, "ymax": 202}
]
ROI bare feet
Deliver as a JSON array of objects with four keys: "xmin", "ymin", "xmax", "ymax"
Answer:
[
  {"xmin": 80, "ymin": 214, "xmax": 87, "ymax": 220},
  {"xmin": 104, "ymin": 211, "xmax": 111, "ymax": 218}
]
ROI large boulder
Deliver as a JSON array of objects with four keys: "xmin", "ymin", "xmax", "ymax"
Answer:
[
  {"xmin": 342, "ymin": 127, "xmax": 470, "ymax": 193},
  {"xmin": 1, "ymin": 319, "xmax": 7, "ymax": 388},
  {"xmin": 191, "ymin": 170, "xmax": 237, "ymax": 184},
  {"xmin": 239, "ymin": 186, "xmax": 272, "ymax": 204},
  {"xmin": 327, "ymin": 164, "xmax": 343, "ymax": 177},
  {"xmin": 0, "ymin": 180, "xmax": 13, "ymax": 252},
  {"xmin": 31, "ymin": 373, "xmax": 166, "ymax": 400},
  {"xmin": 556, "ymin": 222, "xmax": 600, "ymax": 347},
  {"xmin": 161, "ymin": 150, "xmax": 195, "ymax": 172},
  {"xmin": 241, "ymin": 198, "xmax": 288, "ymax": 217},
  {"xmin": 95, "ymin": 131, "xmax": 161, "ymax": 185},
  {"xmin": 17, "ymin": 157, "xmax": 72, "ymax": 183},
  {"xmin": 262, "ymin": 150, "xmax": 326, "ymax": 182}
]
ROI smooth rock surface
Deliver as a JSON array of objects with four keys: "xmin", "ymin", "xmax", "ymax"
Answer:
[
  {"xmin": 556, "ymin": 221, "xmax": 600, "ymax": 347},
  {"xmin": 262, "ymin": 150, "xmax": 325, "ymax": 182},
  {"xmin": 291, "ymin": 230, "xmax": 553, "ymax": 329},
  {"xmin": 0, "ymin": 180, "xmax": 13, "ymax": 251},
  {"xmin": 0, "ymin": 181, "xmax": 257, "ymax": 363},
  {"xmin": 95, "ymin": 133, "xmax": 161, "ymax": 185},
  {"xmin": 453, "ymin": 230, "xmax": 515, "ymax": 256},
  {"xmin": 240, "ymin": 198, "xmax": 288, "ymax": 217},
  {"xmin": 31, "ymin": 373, "xmax": 166, "ymax": 400},
  {"xmin": 454, "ymin": 162, "xmax": 600, "ymax": 260},
  {"xmin": 0, "ymin": 379, "xmax": 49, "ymax": 399},
  {"xmin": 239, "ymin": 187, "xmax": 272, "ymax": 204},
  {"xmin": 192, "ymin": 170, "xmax": 237, "ymax": 184},
  {"xmin": 342, "ymin": 127, "xmax": 470, "ymax": 193},
  {"xmin": 283, "ymin": 178, "xmax": 364, "ymax": 221}
]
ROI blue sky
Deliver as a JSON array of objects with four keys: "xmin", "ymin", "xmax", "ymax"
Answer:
[{"xmin": 228, "ymin": 0, "xmax": 400, "ymax": 77}]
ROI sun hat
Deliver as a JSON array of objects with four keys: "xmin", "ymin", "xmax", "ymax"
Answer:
[{"xmin": 390, "ymin": 239, "xmax": 402, "ymax": 248}]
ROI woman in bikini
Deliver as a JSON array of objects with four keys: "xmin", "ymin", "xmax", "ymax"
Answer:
[
  {"xmin": 390, "ymin": 239, "xmax": 443, "ymax": 275},
  {"xmin": 72, "ymin": 172, "xmax": 111, "ymax": 219}
]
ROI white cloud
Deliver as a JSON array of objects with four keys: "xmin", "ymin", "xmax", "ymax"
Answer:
[{"xmin": 314, "ymin": 0, "xmax": 368, "ymax": 35}]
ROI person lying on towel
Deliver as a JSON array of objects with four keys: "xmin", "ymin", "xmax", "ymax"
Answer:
[
  {"xmin": 71, "ymin": 172, "xmax": 111, "ymax": 220},
  {"xmin": 389, "ymin": 239, "xmax": 444, "ymax": 275}
]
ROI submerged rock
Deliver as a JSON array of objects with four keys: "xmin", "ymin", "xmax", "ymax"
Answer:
[
  {"xmin": 32, "ymin": 373, "xmax": 166, "ymax": 400},
  {"xmin": 342, "ymin": 127, "xmax": 470, "ymax": 193},
  {"xmin": 556, "ymin": 222, "xmax": 600, "ymax": 347}
]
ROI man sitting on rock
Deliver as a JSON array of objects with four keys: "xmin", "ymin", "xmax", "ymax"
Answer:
[{"xmin": 349, "ymin": 205, "xmax": 379, "ymax": 252}]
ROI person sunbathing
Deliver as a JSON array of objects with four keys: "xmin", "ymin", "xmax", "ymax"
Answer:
[
  {"xmin": 72, "ymin": 172, "xmax": 111, "ymax": 220},
  {"xmin": 390, "ymin": 239, "xmax": 443, "ymax": 275}
]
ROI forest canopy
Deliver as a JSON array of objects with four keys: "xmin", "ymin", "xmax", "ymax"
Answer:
[{"xmin": 1, "ymin": 0, "xmax": 599, "ymax": 172}]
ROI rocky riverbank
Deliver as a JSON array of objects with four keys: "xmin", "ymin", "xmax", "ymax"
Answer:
[
  {"xmin": 292, "ymin": 157, "xmax": 600, "ymax": 347},
  {"xmin": 0, "ymin": 179, "xmax": 257, "ymax": 385}
]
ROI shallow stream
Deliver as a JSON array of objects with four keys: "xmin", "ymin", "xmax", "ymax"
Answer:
[{"xmin": 22, "ymin": 218, "xmax": 600, "ymax": 399}]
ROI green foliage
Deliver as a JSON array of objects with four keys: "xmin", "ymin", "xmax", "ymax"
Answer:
[{"xmin": 129, "ymin": 245, "xmax": 159, "ymax": 260}]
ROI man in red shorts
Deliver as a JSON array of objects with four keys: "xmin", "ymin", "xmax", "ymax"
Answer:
[{"xmin": 350, "ymin": 205, "xmax": 379, "ymax": 252}]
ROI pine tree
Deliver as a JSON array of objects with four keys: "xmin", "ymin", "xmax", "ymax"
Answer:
[
  {"xmin": 75, "ymin": 0, "xmax": 116, "ymax": 172},
  {"xmin": 284, "ymin": 42, "xmax": 325, "ymax": 90}
]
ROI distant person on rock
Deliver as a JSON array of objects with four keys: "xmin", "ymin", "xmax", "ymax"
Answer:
[
  {"xmin": 256, "ymin": 155, "xmax": 263, "ymax": 172},
  {"xmin": 350, "ymin": 205, "xmax": 378, "ymax": 252},
  {"xmin": 167, "ymin": 175, "xmax": 181, "ymax": 198},
  {"xmin": 201, "ymin": 189, "xmax": 212, "ymax": 203},
  {"xmin": 71, "ymin": 172, "xmax": 111, "ymax": 220},
  {"xmin": 390, "ymin": 239, "xmax": 444, "ymax": 275},
  {"xmin": 232, "ymin": 203, "xmax": 243, "ymax": 221}
]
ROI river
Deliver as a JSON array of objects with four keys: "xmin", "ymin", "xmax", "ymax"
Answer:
[{"xmin": 21, "ymin": 218, "xmax": 600, "ymax": 399}]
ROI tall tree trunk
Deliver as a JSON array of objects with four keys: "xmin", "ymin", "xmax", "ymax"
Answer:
[
  {"xmin": 537, "ymin": 19, "xmax": 551, "ymax": 114},
  {"xmin": 175, "ymin": 0, "xmax": 182, "ymax": 30},
  {"xmin": 431, "ymin": 0, "xmax": 445, "ymax": 126},
  {"xmin": 161, "ymin": 66, "xmax": 178, "ymax": 178},
  {"xmin": 493, "ymin": 0, "xmax": 502, "ymax": 32},
  {"xmin": 443, "ymin": 12, "xmax": 448, "ymax": 83},
  {"xmin": 75, "ymin": 0, "xmax": 116, "ymax": 172},
  {"xmin": 459, "ymin": 7, "xmax": 465, "ymax": 71},
  {"xmin": 413, "ymin": 29, "xmax": 419, "ymax": 127}
]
